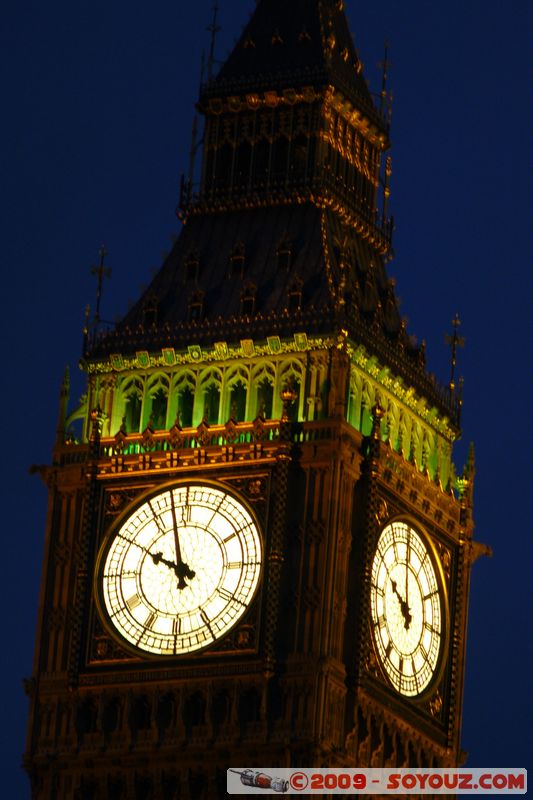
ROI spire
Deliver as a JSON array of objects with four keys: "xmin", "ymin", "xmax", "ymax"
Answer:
[{"xmin": 204, "ymin": 0, "xmax": 384, "ymax": 129}]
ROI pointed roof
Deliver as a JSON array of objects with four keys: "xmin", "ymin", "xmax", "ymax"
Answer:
[{"xmin": 204, "ymin": 0, "xmax": 381, "ymax": 127}]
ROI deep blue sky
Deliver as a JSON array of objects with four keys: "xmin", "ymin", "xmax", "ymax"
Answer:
[{"xmin": 2, "ymin": 1, "xmax": 531, "ymax": 795}]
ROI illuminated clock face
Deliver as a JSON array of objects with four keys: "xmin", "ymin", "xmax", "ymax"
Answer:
[
  {"xmin": 97, "ymin": 483, "xmax": 262, "ymax": 656},
  {"xmin": 370, "ymin": 521, "xmax": 445, "ymax": 697}
]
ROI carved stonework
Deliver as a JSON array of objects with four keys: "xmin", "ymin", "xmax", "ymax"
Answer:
[
  {"xmin": 168, "ymin": 423, "xmax": 184, "ymax": 449},
  {"xmin": 195, "ymin": 420, "xmax": 210, "ymax": 447},
  {"xmin": 89, "ymin": 619, "xmax": 135, "ymax": 664},
  {"xmin": 307, "ymin": 519, "xmax": 325, "ymax": 544},
  {"xmin": 104, "ymin": 489, "xmax": 140, "ymax": 519},
  {"xmin": 53, "ymin": 541, "xmax": 71, "ymax": 566},
  {"xmin": 224, "ymin": 417, "xmax": 239, "ymax": 444},
  {"xmin": 428, "ymin": 690, "xmax": 443, "ymax": 718},
  {"xmin": 365, "ymin": 648, "xmax": 379, "ymax": 677},
  {"xmin": 437, "ymin": 543, "xmax": 452, "ymax": 579},
  {"xmin": 375, "ymin": 498, "xmax": 389, "ymax": 525},
  {"xmin": 246, "ymin": 477, "xmax": 266, "ymax": 500},
  {"xmin": 47, "ymin": 606, "xmax": 66, "ymax": 631}
]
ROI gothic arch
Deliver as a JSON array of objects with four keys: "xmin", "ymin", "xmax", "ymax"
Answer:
[
  {"xmin": 117, "ymin": 376, "xmax": 145, "ymax": 434},
  {"xmin": 145, "ymin": 373, "xmax": 171, "ymax": 430}
]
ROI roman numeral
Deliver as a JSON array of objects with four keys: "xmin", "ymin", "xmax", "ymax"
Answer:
[
  {"xmin": 172, "ymin": 618, "xmax": 181, "ymax": 636},
  {"xmin": 227, "ymin": 561, "xmax": 242, "ymax": 569},
  {"xmin": 145, "ymin": 611, "xmax": 156, "ymax": 629},
  {"xmin": 200, "ymin": 609, "xmax": 214, "ymax": 636},
  {"xmin": 126, "ymin": 593, "xmax": 141, "ymax": 611}
]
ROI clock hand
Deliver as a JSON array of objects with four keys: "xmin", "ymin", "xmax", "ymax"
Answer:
[
  {"xmin": 405, "ymin": 536, "xmax": 410, "ymax": 628},
  {"xmin": 391, "ymin": 579, "xmax": 412, "ymax": 630},
  {"xmin": 151, "ymin": 551, "xmax": 196, "ymax": 589},
  {"xmin": 169, "ymin": 494, "xmax": 195, "ymax": 590}
]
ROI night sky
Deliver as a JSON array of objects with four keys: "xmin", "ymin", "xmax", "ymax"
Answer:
[{"xmin": 3, "ymin": 0, "xmax": 532, "ymax": 795}]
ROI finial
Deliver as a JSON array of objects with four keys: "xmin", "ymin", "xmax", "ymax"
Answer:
[
  {"xmin": 465, "ymin": 442, "xmax": 475, "ymax": 480},
  {"xmin": 379, "ymin": 41, "xmax": 390, "ymax": 116},
  {"xmin": 383, "ymin": 155, "xmax": 392, "ymax": 222},
  {"xmin": 445, "ymin": 313, "xmax": 465, "ymax": 393},
  {"xmin": 56, "ymin": 366, "xmax": 71, "ymax": 445},
  {"xmin": 90, "ymin": 245, "xmax": 112, "ymax": 334},
  {"xmin": 188, "ymin": 114, "xmax": 199, "ymax": 187},
  {"xmin": 206, "ymin": 1, "xmax": 221, "ymax": 81}
]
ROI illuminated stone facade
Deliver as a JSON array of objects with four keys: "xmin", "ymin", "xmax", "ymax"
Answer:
[{"xmin": 24, "ymin": 2, "xmax": 480, "ymax": 798}]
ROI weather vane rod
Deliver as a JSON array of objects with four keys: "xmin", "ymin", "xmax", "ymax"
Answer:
[
  {"xmin": 90, "ymin": 245, "xmax": 112, "ymax": 331},
  {"xmin": 445, "ymin": 313, "xmax": 465, "ymax": 392},
  {"xmin": 206, "ymin": 1, "xmax": 221, "ymax": 82},
  {"xmin": 379, "ymin": 41, "xmax": 390, "ymax": 116}
]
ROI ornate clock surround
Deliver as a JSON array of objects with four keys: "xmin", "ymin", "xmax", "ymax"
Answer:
[{"xmin": 84, "ymin": 470, "xmax": 273, "ymax": 670}]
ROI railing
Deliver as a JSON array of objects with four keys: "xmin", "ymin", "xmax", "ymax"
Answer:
[
  {"xmin": 178, "ymin": 172, "xmax": 393, "ymax": 251},
  {"xmin": 55, "ymin": 419, "xmax": 353, "ymax": 465},
  {"xmin": 99, "ymin": 418, "xmax": 282, "ymax": 458}
]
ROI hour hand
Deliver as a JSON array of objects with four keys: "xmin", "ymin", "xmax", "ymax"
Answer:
[
  {"xmin": 151, "ymin": 551, "xmax": 176, "ymax": 570},
  {"xmin": 151, "ymin": 552, "xmax": 195, "ymax": 590}
]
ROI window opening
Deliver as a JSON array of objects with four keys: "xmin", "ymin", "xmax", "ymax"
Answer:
[
  {"xmin": 256, "ymin": 377, "xmax": 274, "ymax": 419},
  {"xmin": 230, "ymin": 380, "xmax": 247, "ymax": 421},
  {"xmin": 125, "ymin": 392, "xmax": 142, "ymax": 433},
  {"xmin": 150, "ymin": 388, "xmax": 168, "ymax": 430},
  {"xmin": 178, "ymin": 386, "xmax": 194, "ymax": 428},
  {"xmin": 203, "ymin": 384, "xmax": 221, "ymax": 425}
]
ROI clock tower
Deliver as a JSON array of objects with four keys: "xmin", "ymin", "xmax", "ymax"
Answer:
[{"xmin": 24, "ymin": 1, "xmax": 483, "ymax": 798}]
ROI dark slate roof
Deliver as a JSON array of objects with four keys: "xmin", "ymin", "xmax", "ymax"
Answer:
[
  {"xmin": 203, "ymin": 0, "xmax": 382, "ymax": 128},
  {"xmin": 90, "ymin": 204, "xmax": 458, "ymax": 424},
  {"xmin": 115, "ymin": 204, "xmax": 395, "ymax": 331}
]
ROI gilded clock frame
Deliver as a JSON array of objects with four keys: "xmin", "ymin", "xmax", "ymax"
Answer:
[
  {"xmin": 93, "ymin": 478, "xmax": 265, "ymax": 661},
  {"xmin": 369, "ymin": 515, "xmax": 450, "ymax": 702}
]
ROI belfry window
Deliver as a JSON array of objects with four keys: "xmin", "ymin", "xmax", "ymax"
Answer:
[
  {"xmin": 272, "ymin": 137, "xmax": 289, "ymax": 180},
  {"xmin": 230, "ymin": 380, "xmax": 247, "ymax": 422},
  {"xmin": 125, "ymin": 391, "xmax": 142, "ymax": 433},
  {"xmin": 150, "ymin": 388, "xmax": 168, "ymax": 430},
  {"xmin": 177, "ymin": 386, "xmax": 194, "ymax": 428},
  {"xmin": 203, "ymin": 384, "xmax": 221, "ymax": 425},
  {"xmin": 256, "ymin": 377, "xmax": 273, "ymax": 419},
  {"xmin": 253, "ymin": 139, "xmax": 269, "ymax": 183}
]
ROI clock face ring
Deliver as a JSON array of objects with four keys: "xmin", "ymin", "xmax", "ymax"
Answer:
[
  {"xmin": 370, "ymin": 520, "xmax": 447, "ymax": 697},
  {"xmin": 95, "ymin": 482, "xmax": 263, "ymax": 656}
]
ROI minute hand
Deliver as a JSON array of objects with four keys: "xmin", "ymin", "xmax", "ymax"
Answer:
[{"xmin": 170, "ymin": 496, "xmax": 195, "ymax": 589}]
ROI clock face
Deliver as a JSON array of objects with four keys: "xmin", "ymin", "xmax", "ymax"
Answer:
[
  {"xmin": 96, "ymin": 483, "xmax": 262, "ymax": 656},
  {"xmin": 370, "ymin": 521, "xmax": 445, "ymax": 697}
]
